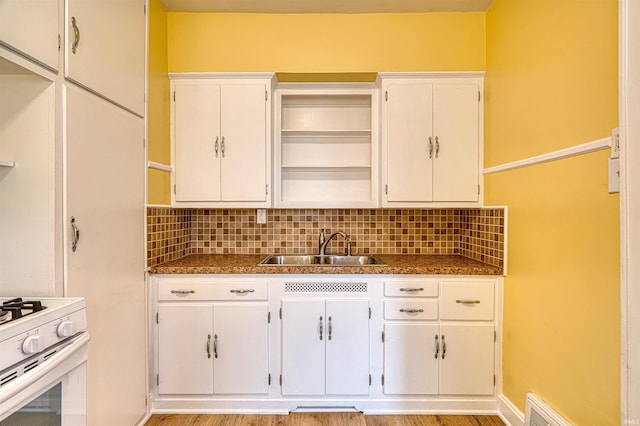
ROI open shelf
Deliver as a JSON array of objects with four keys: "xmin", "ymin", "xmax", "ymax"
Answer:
[{"xmin": 275, "ymin": 88, "xmax": 379, "ymax": 207}]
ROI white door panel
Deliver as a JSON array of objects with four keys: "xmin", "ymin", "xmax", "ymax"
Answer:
[{"xmin": 65, "ymin": 85, "xmax": 145, "ymax": 425}]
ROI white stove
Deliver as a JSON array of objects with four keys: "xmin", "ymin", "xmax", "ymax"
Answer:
[{"xmin": 0, "ymin": 297, "xmax": 90, "ymax": 425}]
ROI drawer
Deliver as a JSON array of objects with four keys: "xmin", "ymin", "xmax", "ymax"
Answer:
[
  {"xmin": 384, "ymin": 280, "xmax": 438, "ymax": 297},
  {"xmin": 384, "ymin": 300, "xmax": 438, "ymax": 320},
  {"xmin": 439, "ymin": 281, "xmax": 494, "ymax": 320},
  {"xmin": 158, "ymin": 280, "xmax": 268, "ymax": 301}
]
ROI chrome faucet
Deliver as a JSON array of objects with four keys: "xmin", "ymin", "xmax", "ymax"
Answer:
[{"xmin": 319, "ymin": 230, "xmax": 352, "ymax": 256}]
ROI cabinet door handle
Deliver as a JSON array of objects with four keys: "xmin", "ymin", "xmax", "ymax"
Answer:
[
  {"xmin": 399, "ymin": 308, "xmax": 424, "ymax": 314},
  {"xmin": 221, "ymin": 136, "xmax": 225, "ymax": 157},
  {"xmin": 214, "ymin": 136, "xmax": 219, "ymax": 157},
  {"xmin": 213, "ymin": 334, "xmax": 218, "ymax": 359},
  {"xmin": 434, "ymin": 334, "xmax": 439, "ymax": 359},
  {"xmin": 456, "ymin": 299, "xmax": 481, "ymax": 305},
  {"xmin": 319, "ymin": 316, "xmax": 323, "ymax": 340},
  {"xmin": 206, "ymin": 334, "xmax": 211, "ymax": 359},
  {"xmin": 170, "ymin": 290, "xmax": 195, "ymax": 295},
  {"xmin": 428, "ymin": 137, "xmax": 433, "ymax": 159},
  {"xmin": 230, "ymin": 289, "xmax": 255, "ymax": 294},
  {"xmin": 435, "ymin": 136, "xmax": 440, "ymax": 158},
  {"xmin": 71, "ymin": 17, "xmax": 80, "ymax": 54},
  {"xmin": 328, "ymin": 316, "xmax": 332, "ymax": 341},
  {"xmin": 70, "ymin": 216, "xmax": 80, "ymax": 252},
  {"xmin": 441, "ymin": 334, "xmax": 446, "ymax": 359},
  {"xmin": 399, "ymin": 287, "xmax": 424, "ymax": 293}
]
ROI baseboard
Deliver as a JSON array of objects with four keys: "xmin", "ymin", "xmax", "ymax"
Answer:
[
  {"xmin": 135, "ymin": 412, "xmax": 152, "ymax": 426},
  {"xmin": 498, "ymin": 394, "xmax": 525, "ymax": 426}
]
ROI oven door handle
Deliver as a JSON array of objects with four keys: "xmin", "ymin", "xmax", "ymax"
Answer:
[{"xmin": 0, "ymin": 332, "xmax": 91, "ymax": 407}]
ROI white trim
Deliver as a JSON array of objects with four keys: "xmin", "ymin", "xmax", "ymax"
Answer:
[
  {"xmin": 147, "ymin": 161, "xmax": 172, "ymax": 173},
  {"xmin": 0, "ymin": 160, "xmax": 15, "ymax": 167},
  {"xmin": 498, "ymin": 394, "xmax": 525, "ymax": 426},
  {"xmin": 483, "ymin": 137, "xmax": 611, "ymax": 175},
  {"xmin": 620, "ymin": 0, "xmax": 640, "ymax": 422},
  {"xmin": 169, "ymin": 72, "xmax": 276, "ymax": 81}
]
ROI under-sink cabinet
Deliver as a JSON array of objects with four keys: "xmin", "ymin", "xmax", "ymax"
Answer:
[
  {"xmin": 281, "ymin": 298, "xmax": 370, "ymax": 395},
  {"xmin": 156, "ymin": 279, "xmax": 270, "ymax": 395},
  {"xmin": 150, "ymin": 275, "xmax": 501, "ymax": 414}
]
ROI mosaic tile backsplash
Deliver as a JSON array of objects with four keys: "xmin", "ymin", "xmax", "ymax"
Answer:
[{"xmin": 147, "ymin": 208, "xmax": 505, "ymax": 269}]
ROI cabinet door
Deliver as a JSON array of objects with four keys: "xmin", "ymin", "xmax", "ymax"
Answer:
[
  {"xmin": 213, "ymin": 303, "xmax": 269, "ymax": 394},
  {"xmin": 65, "ymin": 85, "xmax": 146, "ymax": 424},
  {"xmin": 432, "ymin": 84, "xmax": 479, "ymax": 202},
  {"xmin": 385, "ymin": 82, "xmax": 433, "ymax": 202},
  {"xmin": 325, "ymin": 300, "xmax": 370, "ymax": 395},
  {"xmin": 0, "ymin": 0, "xmax": 58, "ymax": 69},
  {"xmin": 383, "ymin": 323, "xmax": 438, "ymax": 395},
  {"xmin": 158, "ymin": 304, "xmax": 213, "ymax": 395},
  {"xmin": 220, "ymin": 83, "xmax": 267, "ymax": 202},
  {"xmin": 65, "ymin": 0, "xmax": 145, "ymax": 115},
  {"xmin": 438, "ymin": 323, "xmax": 494, "ymax": 395},
  {"xmin": 174, "ymin": 82, "xmax": 221, "ymax": 202},
  {"xmin": 281, "ymin": 300, "xmax": 325, "ymax": 395}
]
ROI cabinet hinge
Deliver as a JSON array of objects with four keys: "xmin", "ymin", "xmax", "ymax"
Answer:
[
  {"xmin": 279, "ymin": 307, "xmax": 282, "ymax": 320},
  {"xmin": 381, "ymin": 330, "xmax": 385, "ymax": 343},
  {"xmin": 268, "ymin": 311, "xmax": 271, "ymax": 323},
  {"xmin": 265, "ymin": 90, "xmax": 268, "ymax": 102},
  {"xmin": 369, "ymin": 307, "xmax": 371, "ymax": 319},
  {"xmin": 382, "ymin": 374, "xmax": 385, "ymax": 386},
  {"xmin": 279, "ymin": 374, "xmax": 282, "ymax": 386},
  {"xmin": 384, "ymin": 184, "xmax": 388, "ymax": 195},
  {"xmin": 58, "ymin": 34, "xmax": 61, "ymax": 51},
  {"xmin": 268, "ymin": 373, "xmax": 271, "ymax": 385},
  {"xmin": 385, "ymin": 91, "xmax": 388, "ymax": 101},
  {"xmin": 369, "ymin": 374, "xmax": 372, "ymax": 386},
  {"xmin": 156, "ymin": 312, "xmax": 159, "ymax": 324}
]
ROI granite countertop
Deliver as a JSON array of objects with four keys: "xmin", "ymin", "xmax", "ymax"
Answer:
[{"xmin": 149, "ymin": 254, "xmax": 503, "ymax": 276}]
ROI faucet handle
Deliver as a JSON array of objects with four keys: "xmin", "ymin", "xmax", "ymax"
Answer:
[{"xmin": 346, "ymin": 238, "xmax": 352, "ymax": 256}]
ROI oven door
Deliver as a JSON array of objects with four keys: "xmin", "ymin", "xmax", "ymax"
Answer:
[{"xmin": 0, "ymin": 332, "xmax": 90, "ymax": 426}]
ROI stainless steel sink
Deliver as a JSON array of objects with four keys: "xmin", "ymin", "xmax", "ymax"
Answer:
[{"xmin": 257, "ymin": 254, "xmax": 386, "ymax": 266}]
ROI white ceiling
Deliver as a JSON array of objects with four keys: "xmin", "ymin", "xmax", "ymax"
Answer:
[{"xmin": 160, "ymin": 0, "xmax": 494, "ymax": 14}]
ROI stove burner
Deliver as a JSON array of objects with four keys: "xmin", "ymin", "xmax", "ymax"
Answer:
[{"xmin": 0, "ymin": 298, "xmax": 46, "ymax": 325}]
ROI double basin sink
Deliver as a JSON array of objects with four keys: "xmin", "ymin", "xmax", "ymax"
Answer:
[{"xmin": 258, "ymin": 254, "xmax": 386, "ymax": 266}]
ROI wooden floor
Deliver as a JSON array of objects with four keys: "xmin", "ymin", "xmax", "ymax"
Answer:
[{"xmin": 145, "ymin": 413, "xmax": 505, "ymax": 426}]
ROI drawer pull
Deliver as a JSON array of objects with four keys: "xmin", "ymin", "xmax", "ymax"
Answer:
[
  {"xmin": 456, "ymin": 299, "xmax": 481, "ymax": 305},
  {"xmin": 399, "ymin": 308, "xmax": 424, "ymax": 314},
  {"xmin": 399, "ymin": 287, "xmax": 424, "ymax": 292},
  {"xmin": 170, "ymin": 290, "xmax": 195, "ymax": 295},
  {"xmin": 230, "ymin": 289, "xmax": 255, "ymax": 294}
]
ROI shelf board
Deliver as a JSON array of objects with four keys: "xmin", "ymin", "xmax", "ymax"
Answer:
[
  {"xmin": 0, "ymin": 160, "xmax": 15, "ymax": 167},
  {"xmin": 281, "ymin": 165, "xmax": 371, "ymax": 170},
  {"xmin": 281, "ymin": 129, "xmax": 371, "ymax": 137}
]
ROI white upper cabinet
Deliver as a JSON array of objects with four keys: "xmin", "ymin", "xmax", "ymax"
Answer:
[
  {"xmin": 65, "ymin": 0, "xmax": 145, "ymax": 115},
  {"xmin": 380, "ymin": 74, "xmax": 483, "ymax": 206},
  {"xmin": 0, "ymin": 1, "xmax": 59, "ymax": 70},
  {"xmin": 171, "ymin": 75, "xmax": 273, "ymax": 207},
  {"xmin": 274, "ymin": 85, "xmax": 379, "ymax": 208}
]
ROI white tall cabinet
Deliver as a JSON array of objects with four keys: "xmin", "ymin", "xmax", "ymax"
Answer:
[
  {"xmin": 379, "ymin": 74, "xmax": 483, "ymax": 206},
  {"xmin": 171, "ymin": 74, "xmax": 273, "ymax": 207}
]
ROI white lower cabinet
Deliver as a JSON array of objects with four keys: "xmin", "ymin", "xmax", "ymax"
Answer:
[
  {"xmin": 151, "ymin": 275, "xmax": 500, "ymax": 413},
  {"xmin": 156, "ymin": 281, "xmax": 270, "ymax": 395},
  {"xmin": 383, "ymin": 279, "xmax": 496, "ymax": 396},
  {"xmin": 281, "ymin": 299, "xmax": 370, "ymax": 395}
]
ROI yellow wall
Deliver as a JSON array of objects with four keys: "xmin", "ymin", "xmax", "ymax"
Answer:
[
  {"xmin": 167, "ymin": 13, "xmax": 486, "ymax": 73},
  {"xmin": 485, "ymin": 1, "xmax": 619, "ymax": 424},
  {"xmin": 147, "ymin": 0, "xmax": 171, "ymax": 205}
]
